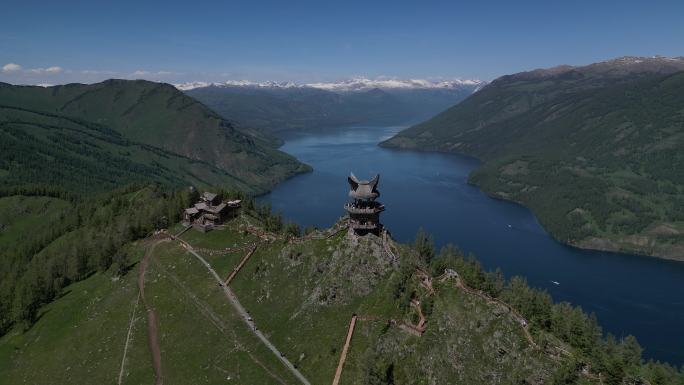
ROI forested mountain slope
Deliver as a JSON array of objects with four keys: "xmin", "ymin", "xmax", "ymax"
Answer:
[
  {"xmin": 186, "ymin": 83, "xmax": 479, "ymax": 135},
  {"xmin": 0, "ymin": 79, "xmax": 308, "ymax": 347},
  {"xmin": 0, "ymin": 80, "xmax": 309, "ymax": 194},
  {"xmin": 382, "ymin": 57, "xmax": 684, "ymax": 259}
]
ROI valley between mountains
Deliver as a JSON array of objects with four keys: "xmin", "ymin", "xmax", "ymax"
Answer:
[{"xmin": 1, "ymin": 56, "xmax": 684, "ymax": 385}]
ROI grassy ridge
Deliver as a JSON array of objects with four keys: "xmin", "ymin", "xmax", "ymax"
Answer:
[
  {"xmin": 0, "ymin": 240, "xmax": 297, "ymax": 385},
  {"xmin": 1, "ymin": 210, "xmax": 683, "ymax": 384},
  {"xmin": 0, "ymin": 256, "xmax": 152, "ymax": 384}
]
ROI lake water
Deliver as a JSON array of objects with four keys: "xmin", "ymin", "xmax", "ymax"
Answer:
[{"xmin": 260, "ymin": 126, "xmax": 684, "ymax": 365}]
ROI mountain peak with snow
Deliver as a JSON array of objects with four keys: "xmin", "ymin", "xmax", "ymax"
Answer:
[
  {"xmin": 175, "ymin": 77, "xmax": 485, "ymax": 91},
  {"xmin": 304, "ymin": 77, "xmax": 484, "ymax": 91}
]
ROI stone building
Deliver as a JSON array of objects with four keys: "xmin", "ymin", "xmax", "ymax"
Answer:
[
  {"xmin": 344, "ymin": 173, "xmax": 385, "ymax": 235},
  {"xmin": 183, "ymin": 191, "xmax": 241, "ymax": 232}
]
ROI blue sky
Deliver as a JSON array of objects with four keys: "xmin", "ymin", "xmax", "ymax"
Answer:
[{"xmin": 1, "ymin": 0, "xmax": 683, "ymax": 84}]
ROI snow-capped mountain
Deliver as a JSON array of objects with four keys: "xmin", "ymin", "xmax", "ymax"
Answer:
[
  {"xmin": 511, "ymin": 56, "xmax": 684, "ymax": 81},
  {"xmin": 304, "ymin": 77, "xmax": 484, "ymax": 91},
  {"xmin": 184, "ymin": 77, "xmax": 483, "ymax": 135},
  {"xmin": 175, "ymin": 77, "xmax": 485, "ymax": 92},
  {"xmin": 175, "ymin": 80, "xmax": 303, "ymax": 91}
]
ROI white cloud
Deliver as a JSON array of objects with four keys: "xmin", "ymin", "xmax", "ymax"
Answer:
[
  {"xmin": 2, "ymin": 63, "xmax": 22, "ymax": 72},
  {"xmin": 26, "ymin": 66, "xmax": 63, "ymax": 75},
  {"xmin": 0, "ymin": 63, "xmax": 183, "ymax": 85},
  {"xmin": 1, "ymin": 63, "xmax": 64, "ymax": 76},
  {"xmin": 131, "ymin": 70, "xmax": 174, "ymax": 77}
]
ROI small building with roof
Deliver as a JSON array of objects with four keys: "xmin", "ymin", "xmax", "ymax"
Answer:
[{"xmin": 183, "ymin": 191, "xmax": 241, "ymax": 232}]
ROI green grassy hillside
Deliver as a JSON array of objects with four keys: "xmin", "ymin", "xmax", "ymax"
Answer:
[
  {"xmin": 0, "ymin": 80, "xmax": 309, "ymax": 194},
  {"xmin": 2, "ymin": 209, "xmax": 682, "ymax": 384},
  {"xmin": 0, "ymin": 240, "xmax": 298, "ymax": 385},
  {"xmin": 382, "ymin": 57, "xmax": 684, "ymax": 260}
]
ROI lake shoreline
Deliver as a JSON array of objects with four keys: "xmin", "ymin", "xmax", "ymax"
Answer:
[
  {"xmin": 262, "ymin": 125, "xmax": 684, "ymax": 365},
  {"xmin": 379, "ymin": 140, "xmax": 684, "ymax": 262}
]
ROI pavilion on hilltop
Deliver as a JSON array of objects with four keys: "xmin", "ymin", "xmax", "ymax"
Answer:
[{"xmin": 344, "ymin": 173, "xmax": 385, "ymax": 235}]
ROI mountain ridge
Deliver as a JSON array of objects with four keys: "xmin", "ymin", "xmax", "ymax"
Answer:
[
  {"xmin": 381, "ymin": 56, "xmax": 684, "ymax": 260},
  {"xmin": 185, "ymin": 79, "xmax": 482, "ymax": 135},
  {"xmin": 0, "ymin": 79, "xmax": 310, "ymax": 194}
]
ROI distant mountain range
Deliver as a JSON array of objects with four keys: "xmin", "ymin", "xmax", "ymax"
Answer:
[
  {"xmin": 182, "ymin": 78, "xmax": 484, "ymax": 135},
  {"xmin": 0, "ymin": 79, "xmax": 309, "ymax": 195},
  {"xmin": 176, "ymin": 77, "xmax": 485, "ymax": 91},
  {"xmin": 382, "ymin": 56, "xmax": 684, "ymax": 259}
]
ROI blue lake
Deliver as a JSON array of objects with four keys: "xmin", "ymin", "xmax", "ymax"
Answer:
[{"xmin": 260, "ymin": 126, "xmax": 684, "ymax": 365}]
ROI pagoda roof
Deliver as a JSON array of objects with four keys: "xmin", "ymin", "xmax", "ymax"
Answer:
[{"xmin": 348, "ymin": 173, "xmax": 380, "ymax": 200}]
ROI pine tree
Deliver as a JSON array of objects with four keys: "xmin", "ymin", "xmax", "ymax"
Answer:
[{"xmin": 414, "ymin": 227, "xmax": 435, "ymax": 265}]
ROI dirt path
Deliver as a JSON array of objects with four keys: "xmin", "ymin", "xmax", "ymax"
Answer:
[
  {"xmin": 118, "ymin": 292, "xmax": 140, "ymax": 385},
  {"xmin": 138, "ymin": 240, "xmax": 167, "ymax": 385},
  {"xmin": 174, "ymin": 225, "xmax": 192, "ymax": 238},
  {"xmin": 410, "ymin": 299, "xmax": 427, "ymax": 330},
  {"xmin": 151, "ymin": 255, "xmax": 289, "ymax": 385},
  {"xmin": 382, "ymin": 230, "xmax": 398, "ymax": 264},
  {"xmin": 332, "ymin": 315, "xmax": 357, "ymax": 385},
  {"xmin": 152, "ymin": 257, "xmax": 231, "ymax": 334},
  {"xmin": 415, "ymin": 269, "xmax": 435, "ymax": 295},
  {"xmin": 456, "ymin": 278, "xmax": 536, "ymax": 345},
  {"xmin": 179, "ymin": 241, "xmax": 312, "ymax": 385},
  {"xmin": 224, "ymin": 244, "xmax": 258, "ymax": 285}
]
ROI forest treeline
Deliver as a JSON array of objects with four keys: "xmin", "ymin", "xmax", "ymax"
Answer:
[
  {"xmin": 381, "ymin": 229, "xmax": 684, "ymax": 385},
  {"xmin": 0, "ymin": 185, "xmax": 307, "ymax": 336},
  {"xmin": 0, "ymin": 185, "xmax": 198, "ymax": 334}
]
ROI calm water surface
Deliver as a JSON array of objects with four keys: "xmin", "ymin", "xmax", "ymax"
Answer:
[{"xmin": 260, "ymin": 126, "xmax": 684, "ymax": 365}]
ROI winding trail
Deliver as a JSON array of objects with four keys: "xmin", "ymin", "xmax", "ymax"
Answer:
[
  {"xmin": 410, "ymin": 299, "xmax": 427, "ymax": 331},
  {"xmin": 117, "ymin": 292, "xmax": 140, "ymax": 385},
  {"xmin": 439, "ymin": 270, "xmax": 537, "ymax": 348},
  {"xmin": 179, "ymin": 241, "xmax": 312, "ymax": 385},
  {"xmin": 138, "ymin": 240, "xmax": 167, "ymax": 385}
]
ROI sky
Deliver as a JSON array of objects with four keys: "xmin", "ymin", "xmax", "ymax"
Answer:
[{"xmin": 1, "ymin": 0, "xmax": 683, "ymax": 85}]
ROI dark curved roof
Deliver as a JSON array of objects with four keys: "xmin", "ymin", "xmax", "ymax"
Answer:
[{"xmin": 348, "ymin": 173, "xmax": 380, "ymax": 200}]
